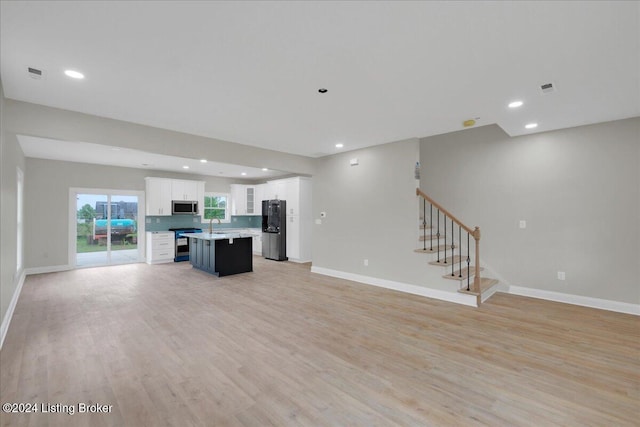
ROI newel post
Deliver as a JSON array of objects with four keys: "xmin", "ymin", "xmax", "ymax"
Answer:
[{"xmin": 473, "ymin": 226, "xmax": 481, "ymax": 293}]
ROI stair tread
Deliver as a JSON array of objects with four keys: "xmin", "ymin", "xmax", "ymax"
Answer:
[
  {"xmin": 418, "ymin": 234, "xmax": 442, "ymax": 241},
  {"xmin": 429, "ymin": 255, "xmax": 465, "ymax": 265},
  {"xmin": 419, "ymin": 224, "xmax": 433, "ymax": 230},
  {"xmin": 457, "ymin": 278, "xmax": 500, "ymax": 296},
  {"xmin": 414, "ymin": 245, "xmax": 457, "ymax": 254},
  {"xmin": 442, "ymin": 266, "xmax": 484, "ymax": 281}
]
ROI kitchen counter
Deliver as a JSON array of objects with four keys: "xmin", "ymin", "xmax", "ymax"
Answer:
[
  {"xmin": 181, "ymin": 232, "xmax": 253, "ymax": 240},
  {"xmin": 183, "ymin": 233, "xmax": 253, "ymax": 276}
]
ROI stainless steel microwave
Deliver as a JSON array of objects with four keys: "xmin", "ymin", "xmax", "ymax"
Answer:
[{"xmin": 172, "ymin": 200, "xmax": 198, "ymax": 215}]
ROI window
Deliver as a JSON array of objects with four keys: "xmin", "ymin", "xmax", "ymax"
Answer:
[{"xmin": 204, "ymin": 193, "xmax": 229, "ymax": 222}]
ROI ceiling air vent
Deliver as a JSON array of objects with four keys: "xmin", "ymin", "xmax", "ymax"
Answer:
[
  {"xmin": 27, "ymin": 67, "xmax": 44, "ymax": 79},
  {"xmin": 540, "ymin": 82, "xmax": 555, "ymax": 94}
]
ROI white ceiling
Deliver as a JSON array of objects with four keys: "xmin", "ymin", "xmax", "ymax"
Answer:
[{"xmin": 1, "ymin": 1, "xmax": 639, "ymax": 163}]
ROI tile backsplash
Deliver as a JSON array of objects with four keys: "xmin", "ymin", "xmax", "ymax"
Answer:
[{"xmin": 145, "ymin": 215, "xmax": 261, "ymax": 231}]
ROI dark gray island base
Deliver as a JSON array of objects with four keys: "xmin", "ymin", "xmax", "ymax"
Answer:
[{"xmin": 183, "ymin": 233, "xmax": 253, "ymax": 276}]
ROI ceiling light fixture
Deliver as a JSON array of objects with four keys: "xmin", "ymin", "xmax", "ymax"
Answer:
[
  {"xmin": 183, "ymin": 165, "xmax": 190, "ymax": 169},
  {"xmin": 200, "ymin": 159, "xmax": 207, "ymax": 163},
  {"xmin": 335, "ymin": 143, "xmax": 344, "ymax": 148},
  {"xmin": 64, "ymin": 69, "xmax": 84, "ymax": 79},
  {"xmin": 261, "ymin": 168, "xmax": 268, "ymax": 171},
  {"xmin": 525, "ymin": 123, "xmax": 538, "ymax": 129},
  {"xmin": 241, "ymin": 172, "xmax": 247, "ymax": 176},
  {"xmin": 508, "ymin": 100, "xmax": 523, "ymax": 108}
]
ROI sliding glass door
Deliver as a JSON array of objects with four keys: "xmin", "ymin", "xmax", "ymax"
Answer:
[{"xmin": 73, "ymin": 190, "xmax": 144, "ymax": 268}]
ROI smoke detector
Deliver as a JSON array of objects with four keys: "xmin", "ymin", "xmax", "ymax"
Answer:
[
  {"xmin": 27, "ymin": 67, "xmax": 44, "ymax": 79},
  {"xmin": 540, "ymin": 82, "xmax": 555, "ymax": 94}
]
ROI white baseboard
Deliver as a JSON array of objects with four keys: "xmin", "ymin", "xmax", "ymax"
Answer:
[
  {"xmin": 506, "ymin": 285, "xmax": 640, "ymax": 315},
  {"xmin": 310, "ymin": 266, "xmax": 477, "ymax": 307},
  {"xmin": 25, "ymin": 264, "xmax": 71, "ymax": 275},
  {"xmin": 0, "ymin": 270, "xmax": 26, "ymax": 350}
]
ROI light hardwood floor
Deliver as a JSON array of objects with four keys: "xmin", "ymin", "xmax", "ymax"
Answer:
[{"xmin": 1, "ymin": 257, "xmax": 638, "ymax": 426}]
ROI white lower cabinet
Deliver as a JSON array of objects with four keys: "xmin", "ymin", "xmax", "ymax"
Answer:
[
  {"xmin": 146, "ymin": 231, "xmax": 175, "ymax": 264},
  {"xmin": 251, "ymin": 233, "xmax": 262, "ymax": 254}
]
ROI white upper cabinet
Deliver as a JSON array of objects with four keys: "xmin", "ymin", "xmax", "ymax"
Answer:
[
  {"xmin": 171, "ymin": 179, "xmax": 201, "ymax": 201},
  {"xmin": 245, "ymin": 187, "xmax": 256, "ymax": 215},
  {"xmin": 145, "ymin": 177, "xmax": 172, "ymax": 216},
  {"xmin": 254, "ymin": 184, "xmax": 265, "ymax": 215},
  {"xmin": 230, "ymin": 184, "xmax": 264, "ymax": 216},
  {"xmin": 230, "ymin": 184, "xmax": 246, "ymax": 215}
]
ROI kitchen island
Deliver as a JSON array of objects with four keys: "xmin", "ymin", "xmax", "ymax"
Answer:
[{"xmin": 182, "ymin": 232, "xmax": 253, "ymax": 276}]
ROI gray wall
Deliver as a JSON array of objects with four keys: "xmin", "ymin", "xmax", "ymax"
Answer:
[
  {"xmin": 312, "ymin": 138, "xmax": 427, "ymax": 285},
  {"xmin": 4, "ymin": 99, "xmax": 316, "ymax": 177},
  {"xmin": 24, "ymin": 158, "xmax": 245, "ymax": 269},
  {"xmin": 420, "ymin": 119, "xmax": 640, "ymax": 304},
  {"xmin": 0, "ymin": 80, "xmax": 26, "ymax": 324}
]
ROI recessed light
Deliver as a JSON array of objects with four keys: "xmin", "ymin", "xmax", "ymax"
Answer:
[
  {"xmin": 64, "ymin": 69, "xmax": 84, "ymax": 79},
  {"xmin": 508, "ymin": 100, "xmax": 523, "ymax": 108},
  {"xmin": 318, "ymin": 88, "xmax": 328, "ymax": 93},
  {"xmin": 241, "ymin": 172, "xmax": 247, "ymax": 176},
  {"xmin": 183, "ymin": 165, "xmax": 190, "ymax": 169},
  {"xmin": 335, "ymin": 143, "xmax": 344, "ymax": 148},
  {"xmin": 261, "ymin": 168, "xmax": 268, "ymax": 171},
  {"xmin": 525, "ymin": 123, "xmax": 538, "ymax": 129},
  {"xmin": 200, "ymin": 159, "xmax": 207, "ymax": 163}
]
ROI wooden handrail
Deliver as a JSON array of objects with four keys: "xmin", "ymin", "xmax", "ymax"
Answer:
[{"xmin": 416, "ymin": 188, "xmax": 477, "ymax": 237}]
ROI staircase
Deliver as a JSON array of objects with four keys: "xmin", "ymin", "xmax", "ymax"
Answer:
[{"xmin": 415, "ymin": 188, "xmax": 499, "ymax": 306}]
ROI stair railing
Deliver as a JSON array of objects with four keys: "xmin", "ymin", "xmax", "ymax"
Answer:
[{"xmin": 416, "ymin": 188, "xmax": 482, "ymax": 298}]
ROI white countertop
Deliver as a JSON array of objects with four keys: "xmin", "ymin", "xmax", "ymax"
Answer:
[{"xmin": 182, "ymin": 232, "xmax": 253, "ymax": 240}]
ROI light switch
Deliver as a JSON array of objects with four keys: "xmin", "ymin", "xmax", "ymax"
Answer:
[
  {"xmin": 519, "ymin": 220, "xmax": 526, "ymax": 229},
  {"xmin": 315, "ymin": 219, "xmax": 322, "ymax": 225}
]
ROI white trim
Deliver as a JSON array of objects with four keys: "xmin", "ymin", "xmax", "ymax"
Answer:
[
  {"xmin": 310, "ymin": 266, "xmax": 477, "ymax": 307},
  {"xmin": 505, "ymin": 286, "xmax": 640, "ymax": 315},
  {"xmin": 0, "ymin": 270, "xmax": 25, "ymax": 350},
  {"xmin": 25, "ymin": 265, "xmax": 72, "ymax": 275}
]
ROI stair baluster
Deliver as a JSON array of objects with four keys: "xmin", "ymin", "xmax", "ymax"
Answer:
[
  {"xmin": 467, "ymin": 232, "xmax": 471, "ymax": 291},
  {"xmin": 451, "ymin": 219, "xmax": 455, "ymax": 276},
  {"xmin": 422, "ymin": 199, "xmax": 427, "ymax": 251},
  {"xmin": 458, "ymin": 225, "xmax": 462, "ymax": 278},
  {"xmin": 430, "ymin": 204, "xmax": 433, "ymax": 251},
  {"xmin": 436, "ymin": 209, "xmax": 441, "ymax": 263},
  {"xmin": 444, "ymin": 215, "xmax": 447, "ymax": 263}
]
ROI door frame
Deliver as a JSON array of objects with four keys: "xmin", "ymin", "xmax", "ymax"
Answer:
[{"xmin": 68, "ymin": 187, "xmax": 146, "ymax": 268}]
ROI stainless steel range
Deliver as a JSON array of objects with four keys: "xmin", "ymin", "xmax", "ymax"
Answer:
[{"xmin": 169, "ymin": 227, "xmax": 202, "ymax": 262}]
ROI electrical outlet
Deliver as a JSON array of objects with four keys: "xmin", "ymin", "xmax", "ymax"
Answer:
[
  {"xmin": 156, "ymin": 218, "xmax": 160, "ymax": 223},
  {"xmin": 557, "ymin": 271, "xmax": 566, "ymax": 281},
  {"xmin": 364, "ymin": 259, "xmax": 369, "ymax": 266},
  {"xmin": 519, "ymin": 220, "xmax": 526, "ymax": 229},
  {"xmin": 193, "ymin": 217, "xmax": 198, "ymax": 223}
]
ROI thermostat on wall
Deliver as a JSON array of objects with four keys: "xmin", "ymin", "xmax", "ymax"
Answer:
[{"xmin": 350, "ymin": 158, "xmax": 359, "ymax": 166}]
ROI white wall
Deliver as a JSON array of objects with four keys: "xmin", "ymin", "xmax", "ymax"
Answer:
[
  {"xmin": 420, "ymin": 118, "xmax": 640, "ymax": 304},
  {"xmin": 312, "ymin": 138, "xmax": 428, "ymax": 285},
  {"xmin": 23, "ymin": 158, "xmax": 244, "ymax": 270},
  {"xmin": 0, "ymin": 80, "xmax": 26, "ymax": 332},
  {"xmin": 4, "ymin": 99, "xmax": 316, "ymax": 177}
]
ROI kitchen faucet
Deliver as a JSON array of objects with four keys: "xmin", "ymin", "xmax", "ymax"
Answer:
[{"xmin": 209, "ymin": 218, "xmax": 221, "ymax": 234}]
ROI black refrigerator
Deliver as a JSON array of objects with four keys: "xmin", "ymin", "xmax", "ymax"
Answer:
[{"xmin": 262, "ymin": 200, "xmax": 287, "ymax": 261}]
